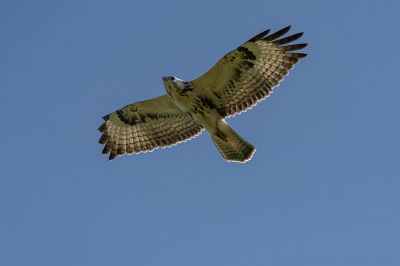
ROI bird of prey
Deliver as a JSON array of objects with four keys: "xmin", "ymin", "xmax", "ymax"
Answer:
[{"xmin": 98, "ymin": 26, "xmax": 307, "ymax": 163}]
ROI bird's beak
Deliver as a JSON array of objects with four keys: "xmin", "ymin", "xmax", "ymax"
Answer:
[{"xmin": 162, "ymin": 76, "xmax": 168, "ymax": 81}]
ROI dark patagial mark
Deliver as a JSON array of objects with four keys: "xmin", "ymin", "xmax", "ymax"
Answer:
[
  {"xmin": 116, "ymin": 110, "xmax": 139, "ymax": 126},
  {"xmin": 139, "ymin": 113, "xmax": 146, "ymax": 123},
  {"xmin": 233, "ymin": 68, "xmax": 243, "ymax": 81},
  {"xmin": 242, "ymin": 61, "xmax": 254, "ymax": 69},
  {"xmin": 237, "ymin": 46, "xmax": 256, "ymax": 60},
  {"xmin": 234, "ymin": 68, "xmax": 242, "ymax": 76},
  {"xmin": 146, "ymin": 113, "xmax": 159, "ymax": 120}
]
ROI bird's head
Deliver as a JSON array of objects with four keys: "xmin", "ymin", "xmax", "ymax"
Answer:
[{"xmin": 163, "ymin": 76, "xmax": 185, "ymax": 98}]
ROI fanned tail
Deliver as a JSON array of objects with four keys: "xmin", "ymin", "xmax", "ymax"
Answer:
[{"xmin": 211, "ymin": 121, "xmax": 255, "ymax": 163}]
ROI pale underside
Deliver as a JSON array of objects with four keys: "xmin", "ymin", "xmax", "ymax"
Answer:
[{"xmin": 98, "ymin": 26, "xmax": 307, "ymax": 161}]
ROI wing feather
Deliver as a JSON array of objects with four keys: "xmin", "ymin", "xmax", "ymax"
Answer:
[
  {"xmin": 192, "ymin": 26, "xmax": 307, "ymax": 117},
  {"xmin": 263, "ymin": 26, "xmax": 291, "ymax": 41},
  {"xmin": 98, "ymin": 95, "xmax": 203, "ymax": 160},
  {"xmin": 273, "ymin": 32, "xmax": 303, "ymax": 45}
]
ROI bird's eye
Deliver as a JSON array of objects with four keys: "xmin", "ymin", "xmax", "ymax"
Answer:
[{"xmin": 171, "ymin": 77, "xmax": 175, "ymax": 81}]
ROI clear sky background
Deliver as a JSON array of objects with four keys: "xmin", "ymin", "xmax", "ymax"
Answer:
[{"xmin": 1, "ymin": 0, "xmax": 399, "ymax": 265}]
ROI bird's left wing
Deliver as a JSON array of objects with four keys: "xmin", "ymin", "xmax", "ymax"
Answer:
[
  {"xmin": 191, "ymin": 26, "xmax": 307, "ymax": 117},
  {"xmin": 98, "ymin": 95, "xmax": 203, "ymax": 160}
]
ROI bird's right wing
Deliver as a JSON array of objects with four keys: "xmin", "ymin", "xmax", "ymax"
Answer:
[
  {"xmin": 98, "ymin": 95, "xmax": 204, "ymax": 160},
  {"xmin": 192, "ymin": 26, "xmax": 307, "ymax": 117}
]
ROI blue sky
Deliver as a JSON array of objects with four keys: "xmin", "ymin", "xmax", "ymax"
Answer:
[{"xmin": 1, "ymin": 0, "xmax": 399, "ymax": 265}]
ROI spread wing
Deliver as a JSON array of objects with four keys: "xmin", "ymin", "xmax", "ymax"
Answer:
[
  {"xmin": 98, "ymin": 95, "xmax": 204, "ymax": 160},
  {"xmin": 192, "ymin": 26, "xmax": 307, "ymax": 117}
]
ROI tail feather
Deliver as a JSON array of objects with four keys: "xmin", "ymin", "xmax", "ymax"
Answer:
[{"xmin": 211, "ymin": 122, "xmax": 255, "ymax": 163}]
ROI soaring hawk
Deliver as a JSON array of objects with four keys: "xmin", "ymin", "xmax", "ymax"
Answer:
[{"xmin": 98, "ymin": 26, "xmax": 307, "ymax": 163}]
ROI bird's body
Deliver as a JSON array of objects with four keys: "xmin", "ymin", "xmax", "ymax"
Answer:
[
  {"xmin": 164, "ymin": 77, "xmax": 221, "ymax": 133},
  {"xmin": 163, "ymin": 76, "xmax": 256, "ymax": 162},
  {"xmin": 98, "ymin": 26, "xmax": 307, "ymax": 163}
]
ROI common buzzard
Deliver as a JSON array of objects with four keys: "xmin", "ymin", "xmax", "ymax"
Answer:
[{"xmin": 98, "ymin": 26, "xmax": 307, "ymax": 163}]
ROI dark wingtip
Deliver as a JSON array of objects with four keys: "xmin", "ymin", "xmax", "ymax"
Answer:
[
  {"xmin": 282, "ymin": 43, "xmax": 308, "ymax": 51},
  {"xmin": 298, "ymin": 43, "xmax": 308, "ymax": 49},
  {"xmin": 263, "ymin": 26, "xmax": 292, "ymax": 41},
  {"xmin": 293, "ymin": 53, "xmax": 308, "ymax": 58},
  {"xmin": 276, "ymin": 25, "xmax": 292, "ymax": 33},
  {"xmin": 102, "ymin": 145, "xmax": 111, "ymax": 154},
  {"xmin": 98, "ymin": 134, "xmax": 107, "ymax": 144},
  {"xmin": 98, "ymin": 122, "xmax": 106, "ymax": 132},
  {"xmin": 109, "ymin": 152, "xmax": 117, "ymax": 160},
  {"xmin": 273, "ymin": 32, "xmax": 304, "ymax": 45},
  {"xmin": 102, "ymin": 114, "xmax": 110, "ymax": 121},
  {"xmin": 248, "ymin": 29, "xmax": 270, "ymax": 42}
]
